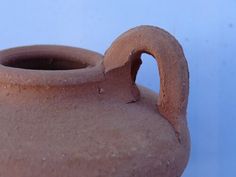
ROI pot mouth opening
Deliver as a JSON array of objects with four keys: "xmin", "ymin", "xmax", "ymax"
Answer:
[
  {"xmin": 0, "ymin": 45, "xmax": 104, "ymax": 86},
  {"xmin": 2, "ymin": 54, "xmax": 90, "ymax": 71}
]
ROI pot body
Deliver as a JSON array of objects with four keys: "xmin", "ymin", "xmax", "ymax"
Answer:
[{"xmin": 0, "ymin": 26, "xmax": 190, "ymax": 177}]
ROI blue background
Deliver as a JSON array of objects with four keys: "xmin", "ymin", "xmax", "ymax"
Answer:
[{"xmin": 0, "ymin": 0, "xmax": 235, "ymax": 176}]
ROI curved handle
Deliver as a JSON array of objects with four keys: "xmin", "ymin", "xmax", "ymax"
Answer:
[{"xmin": 103, "ymin": 25, "xmax": 189, "ymax": 131}]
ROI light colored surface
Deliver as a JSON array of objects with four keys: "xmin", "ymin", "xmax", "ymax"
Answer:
[{"xmin": 0, "ymin": 0, "xmax": 235, "ymax": 176}]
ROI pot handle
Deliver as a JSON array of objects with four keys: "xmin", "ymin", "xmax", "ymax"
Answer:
[{"xmin": 103, "ymin": 25, "xmax": 189, "ymax": 131}]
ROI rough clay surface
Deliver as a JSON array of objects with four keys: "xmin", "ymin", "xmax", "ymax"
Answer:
[{"xmin": 0, "ymin": 25, "xmax": 190, "ymax": 177}]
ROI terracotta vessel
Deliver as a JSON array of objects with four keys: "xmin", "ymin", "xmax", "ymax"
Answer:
[{"xmin": 0, "ymin": 26, "xmax": 190, "ymax": 177}]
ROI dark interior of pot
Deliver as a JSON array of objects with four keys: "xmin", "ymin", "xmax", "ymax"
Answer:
[{"xmin": 2, "ymin": 54, "xmax": 89, "ymax": 70}]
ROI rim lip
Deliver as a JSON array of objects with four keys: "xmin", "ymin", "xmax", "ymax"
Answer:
[{"xmin": 0, "ymin": 45, "xmax": 104, "ymax": 86}]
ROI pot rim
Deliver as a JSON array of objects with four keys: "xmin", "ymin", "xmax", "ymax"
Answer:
[{"xmin": 0, "ymin": 45, "xmax": 104, "ymax": 86}]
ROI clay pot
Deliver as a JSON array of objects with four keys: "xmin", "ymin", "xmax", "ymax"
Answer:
[{"xmin": 0, "ymin": 26, "xmax": 190, "ymax": 177}]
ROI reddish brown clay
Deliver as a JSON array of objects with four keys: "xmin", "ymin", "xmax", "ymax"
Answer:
[{"xmin": 0, "ymin": 26, "xmax": 190, "ymax": 177}]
